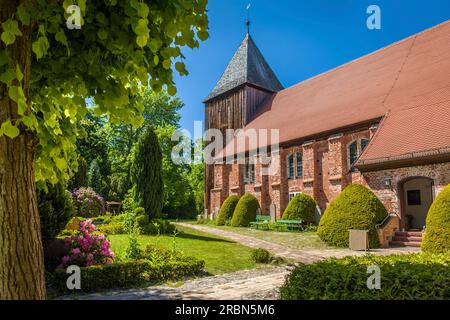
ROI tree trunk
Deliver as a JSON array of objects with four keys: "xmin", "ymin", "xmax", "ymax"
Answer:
[{"xmin": 0, "ymin": 0, "xmax": 46, "ymax": 299}]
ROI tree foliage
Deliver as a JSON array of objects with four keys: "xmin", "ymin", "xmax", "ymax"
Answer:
[
  {"xmin": 130, "ymin": 126, "xmax": 164, "ymax": 219},
  {"xmin": 0, "ymin": 0, "xmax": 209, "ymax": 185}
]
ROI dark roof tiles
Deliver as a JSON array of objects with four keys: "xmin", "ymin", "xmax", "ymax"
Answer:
[{"xmin": 205, "ymin": 34, "xmax": 283, "ymax": 101}]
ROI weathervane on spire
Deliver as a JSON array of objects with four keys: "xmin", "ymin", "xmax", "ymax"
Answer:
[{"xmin": 246, "ymin": 3, "xmax": 251, "ymax": 34}]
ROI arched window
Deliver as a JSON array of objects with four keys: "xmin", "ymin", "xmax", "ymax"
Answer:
[
  {"xmin": 244, "ymin": 158, "xmax": 255, "ymax": 184},
  {"xmin": 296, "ymin": 152, "xmax": 303, "ymax": 179},
  {"xmin": 348, "ymin": 138, "xmax": 370, "ymax": 172},
  {"xmin": 287, "ymin": 154, "xmax": 294, "ymax": 179},
  {"xmin": 348, "ymin": 141, "xmax": 358, "ymax": 167}
]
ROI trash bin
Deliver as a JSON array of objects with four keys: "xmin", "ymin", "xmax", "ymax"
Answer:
[{"xmin": 348, "ymin": 229, "xmax": 369, "ymax": 251}]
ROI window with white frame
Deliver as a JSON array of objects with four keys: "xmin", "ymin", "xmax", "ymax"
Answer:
[
  {"xmin": 348, "ymin": 138, "xmax": 370, "ymax": 172},
  {"xmin": 287, "ymin": 154, "xmax": 295, "ymax": 179},
  {"xmin": 296, "ymin": 152, "xmax": 303, "ymax": 179},
  {"xmin": 289, "ymin": 192, "xmax": 301, "ymax": 201},
  {"xmin": 244, "ymin": 158, "xmax": 255, "ymax": 184}
]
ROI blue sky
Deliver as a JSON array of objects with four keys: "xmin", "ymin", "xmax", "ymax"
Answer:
[{"xmin": 173, "ymin": 0, "xmax": 450, "ymax": 134}]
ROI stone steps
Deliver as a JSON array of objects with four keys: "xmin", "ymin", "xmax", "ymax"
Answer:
[{"xmin": 390, "ymin": 231, "xmax": 423, "ymax": 248}]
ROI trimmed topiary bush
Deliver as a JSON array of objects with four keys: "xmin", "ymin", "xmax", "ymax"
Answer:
[
  {"xmin": 422, "ymin": 184, "xmax": 450, "ymax": 253},
  {"xmin": 282, "ymin": 193, "xmax": 317, "ymax": 224},
  {"xmin": 317, "ymin": 184, "xmax": 387, "ymax": 248},
  {"xmin": 251, "ymin": 248, "xmax": 272, "ymax": 263},
  {"xmin": 230, "ymin": 193, "xmax": 260, "ymax": 227},
  {"xmin": 216, "ymin": 195, "xmax": 240, "ymax": 226}
]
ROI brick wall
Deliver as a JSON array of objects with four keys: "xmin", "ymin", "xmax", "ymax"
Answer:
[
  {"xmin": 361, "ymin": 162, "xmax": 450, "ymax": 228},
  {"xmin": 207, "ymin": 126, "xmax": 450, "ymax": 229}
]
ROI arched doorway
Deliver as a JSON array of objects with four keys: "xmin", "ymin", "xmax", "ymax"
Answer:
[{"xmin": 400, "ymin": 177, "xmax": 434, "ymax": 230}]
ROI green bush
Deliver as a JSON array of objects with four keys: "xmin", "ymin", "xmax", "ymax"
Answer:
[
  {"xmin": 52, "ymin": 254, "xmax": 205, "ymax": 293},
  {"xmin": 317, "ymin": 184, "xmax": 387, "ymax": 248},
  {"xmin": 38, "ymin": 183, "xmax": 75, "ymax": 241},
  {"xmin": 422, "ymin": 184, "xmax": 450, "ymax": 253},
  {"xmin": 280, "ymin": 253, "xmax": 450, "ymax": 300},
  {"xmin": 52, "ymin": 260, "xmax": 151, "ymax": 292},
  {"xmin": 96, "ymin": 221, "xmax": 125, "ymax": 235},
  {"xmin": 282, "ymin": 193, "xmax": 317, "ymax": 224},
  {"xmin": 251, "ymin": 248, "xmax": 272, "ymax": 263},
  {"xmin": 231, "ymin": 193, "xmax": 260, "ymax": 227},
  {"xmin": 216, "ymin": 195, "xmax": 240, "ymax": 226}
]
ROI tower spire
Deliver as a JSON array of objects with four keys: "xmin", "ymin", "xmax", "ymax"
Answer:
[{"xmin": 246, "ymin": 3, "xmax": 251, "ymax": 34}]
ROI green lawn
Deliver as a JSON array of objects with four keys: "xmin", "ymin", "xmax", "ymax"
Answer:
[
  {"xmin": 186, "ymin": 222, "xmax": 336, "ymax": 251},
  {"xmin": 108, "ymin": 225, "xmax": 261, "ymax": 275}
]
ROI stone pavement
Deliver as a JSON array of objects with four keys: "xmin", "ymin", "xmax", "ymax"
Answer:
[
  {"xmin": 58, "ymin": 266, "xmax": 290, "ymax": 300},
  {"xmin": 174, "ymin": 222, "xmax": 420, "ymax": 264}
]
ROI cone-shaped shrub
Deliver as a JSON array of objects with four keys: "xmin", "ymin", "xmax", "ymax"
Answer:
[
  {"xmin": 231, "ymin": 193, "xmax": 260, "ymax": 227},
  {"xmin": 130, "ymin": 126, "xmax": 164, "ymax": 220},
  {"xmin": 317, "ymin": 184, "xmax": 387, "ymax": 248},
  {"xmin": 216, "ymin": 195, "xmax": 240, "ymax": 226},
  {"xmin": 282, "ymin": 193, "xmax": 317, "ymax": 224},
  {"xmin": 422, "ymin": 184, "xmax": 450, "ymax": 253}
]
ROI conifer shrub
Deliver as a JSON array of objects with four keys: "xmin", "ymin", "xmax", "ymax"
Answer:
[
  {"xmin": 216, "ymin": 195, "xmax": 240, "ymax": 226},
  {"xmin": 282, "ymin": 193, "xmax": 317, "ymax": 224},
  {"xmin": 230, "ymin": 193, "xmax": 260, "ymax": 227},
  {"xmin": 38, "ymin": 183, "xmax": 75, "ymax": 241},
  {"xmin": 422, "ymin": 184, "xmax": 450, "ymax": 253},
  {"xmin": 130, "ymin": 126, "xmax": 164, "ymax": 219},
  {"xmin": 317, "ymin": 184, "xmax": 387, "ymax": 248}
]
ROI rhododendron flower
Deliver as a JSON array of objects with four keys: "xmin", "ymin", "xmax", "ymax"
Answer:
[{"xmin": 58, "ymin": 220, "xmax": 115, "ymax": 269}]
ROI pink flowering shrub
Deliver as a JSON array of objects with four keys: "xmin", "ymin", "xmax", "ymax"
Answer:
[
  {"xmin": 58, "ymin": 219, "xmax": 114, "ymax": 268},
  {"xmin": 72, "ymin": 187, "xmax": 105, "ymax": 217}
]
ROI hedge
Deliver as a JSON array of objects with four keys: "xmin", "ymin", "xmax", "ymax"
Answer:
[
  {"xmin": 230, "ymin": 193, "xmax": 260, "ymax": 227},
  {"xmin": 280, "ymin": 253, "xmax": 450, "ymax": 300},
  {"xmin": 216, "ymin": 195, "xmax": 240, "ymax": 226},
  {"xmin": 52, "ymin": 257, "xmax": 204, "ymax": 293},
  {"xmin": 422, "ymin": 184, "xmax": 450, "ymax": 253},
  {"xmin": 317, "ymin": 184, "xmax": 387, "ymax": 248},
  {"xmin": 281, "ymin": 193, "xmax": 317, "ymax": 224}
]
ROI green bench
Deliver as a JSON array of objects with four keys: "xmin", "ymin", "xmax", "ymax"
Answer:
[
  {"xmin": 274, "ymin": 219, "xmax": 304, "ymax": 231},
  {"xmin": 250, "ymin": 215, "xmax": 271, "ymax": 230}
]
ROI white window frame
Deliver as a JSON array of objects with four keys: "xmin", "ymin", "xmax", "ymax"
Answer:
[{"xmin": 289, "ymin": 192, "xmax": 301, "ymax": 201}]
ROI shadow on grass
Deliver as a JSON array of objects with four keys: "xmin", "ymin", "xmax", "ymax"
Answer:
[{"xmin": 177, "ymin": 231, "xmax": 234, "ymax": 243}]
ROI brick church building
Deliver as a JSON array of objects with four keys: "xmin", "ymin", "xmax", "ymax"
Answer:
[{"xmin": 204, "ymin": 20, "xmax": 450, "ymax": 242}]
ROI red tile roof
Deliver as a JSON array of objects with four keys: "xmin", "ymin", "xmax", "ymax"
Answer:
[{"xmin": 217, "ymin": 20, "xmax": 450, "ymax": 163}]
